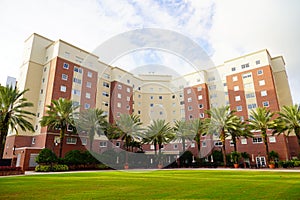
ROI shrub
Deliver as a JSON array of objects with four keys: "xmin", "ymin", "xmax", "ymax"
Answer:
[
  {"xmin": 293, "ymin": 160, "xmax": 300, "ymax": 167},
  {"xmin": 96, "ymin": 164, "xmax": 110, "ymax": 170},
  {"xmin": 279, "ymin": 160, "xmax": 295, "ymax": 168},
  {"xmin": 35, "ymin": 165, "xmax": 51, "ymax": 172},
  {"xmin": 35, "ymin": 148, "xmax": 58, "ymax": 165},
  {"xmin": 64, "ymin": 150, "xmax": 85, "ymax": 165},
  {"xmin": 52, "ymin": 164, "xmax": 69, "ymax": 172}
]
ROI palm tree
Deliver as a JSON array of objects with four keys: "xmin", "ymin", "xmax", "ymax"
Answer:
[
  {"xmin": 144, "ymin": 119, "xmax": 174, "ymax": 156},
  {"xmin": 173, "ymin": 120, "xmax": 194, "ymax": 153},
  {"xmin": 40, "ymin": 98, "xmax": 79, "ymax": 158},
  {"xmin": 205, "ymin": 106, "xmax": 240, "ymax": 167},
  {"xmin": 227, "ymin": 119, "xmax": 252, "ymax": 152},
  {"xmin": 190, "ymin": 118, "xmax": 206, "ymax": 158},
  {"xmin": 273, "ymin": 104, "xmax": 300, "ymax": 146},
  {"xmin": 248, "ymin": 107, "xmax": 276, "ymax": 164},
  {"xmin": 0, "ymin": 86, "xmax": 35, "ymax": 159},
  {"xmin": 76, "ymin": 108, "xmax": 107, "ymax": 151},
  {"xmin": 115, "ymin": 114, "xmax": 143, "ymax": 151}
]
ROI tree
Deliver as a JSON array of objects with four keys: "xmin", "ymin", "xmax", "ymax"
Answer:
[
  {"xmin": 115, "ymin": 114, "xmax": 143, "ymax": 151},
  {"xmin": 248, "ymin": 107, "xmax": 276, "ymax": 164},
  {"xmin": 227, "ymin": 119, "xmax": 252, "ymax": 152},
  {"xmin": 0, "ymin": 86, "xmax": 35, "ymax": 159},
  {"xmin": 205, "ymin": 106, "xmax": 240, "ymax": 167},
  {"xmin": 190, "ymin": 118, "xmax": 206, "ymax": 158},
  {"xmin": 173, "ymin": 120, "xmax": 194, "ymax": 153},
  {"xmin": 40, "ymin": 98, "xmax": 78, "ymax": 158},
  {"xmin": 76, "ymin": 108, "xmax": 107, "ymax": 151},
  {"xmin": 144, "ymin": 119, "xmax": 174, "ymax": 157},
  {"xmin": 273, "ymin": 104, "xmax": 300, "ymax": 147}
]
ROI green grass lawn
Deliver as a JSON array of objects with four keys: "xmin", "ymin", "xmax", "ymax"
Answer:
[{"xmin": 0, "ymin": 170, "xmax": 299, "ymax": 199}]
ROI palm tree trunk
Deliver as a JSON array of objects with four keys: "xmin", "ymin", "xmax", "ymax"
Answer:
[
  {"xmin": 0, "ymin": 133, "xmax": 5, "ymax": 159},
  {"xmin": 263, "ymin": 132, "xmax": 269, "ymax": 164},
  {"xmin": 221, "ymin": 129, "xmax": 227, "ymax": 167},
  {"xmin": 295, "ymin": 127, "xmax": 300, "ymax": 147},
  {"xmin": 59, "ymin": 137, "xmax": 64, "ymax": 158},
  {"xmin": 182, "ymin": 137, "xmax": 186, "ymax": 153},
  {"xmin": 232, "ymin": 137, "xmax": 237, "ymax": 152},
  {"xmin": 89, "ymin": 138, "xmax": 93, "ymax": 152},
  {"xmin": 197, "ymin": 139, "xmax": 201, "ymax": 158}
]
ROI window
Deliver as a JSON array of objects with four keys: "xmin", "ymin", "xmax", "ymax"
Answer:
[
  {"xmin": 233, "ymin": 86, "xmax": 239, "ymax": 91},
  {"xmin": 257, "ymin": 69, "xmax": 263, "ymax": 75},
  {"xmin": 256, "ymin": 60, "xmax": 260, "ymax": 65},
  {"xmin": 236, "ymin": 106, "xmax": 242, "ymax": 111},
  {"xmin": 230, "ymin": 140, "xmax": 234, "ymax": 146},
  {"xmin": 197, "ymin": 86, "xmax": 202, "ymax": 91},
  {"xmin": 83, "ymin": 82, "xmax": 90, "ymax": 89},
  {"xmin": 84, "ymin": 103, "xmax": 90, "ymax": 109},
  {"xmin": 86, "ymin": 93, "xmax": 91, "ymax": 99},
  {"xmin": 150, "ymin": 103, "xmax": 154, "ymax": 107},
  {"xmin": 263, "ymin": 101, "xmax": 269, "ymax": 107},
  {"xmin": 87, "ymin": 71, "xmax": 93, "ymax": 78},
  {"xmin": 72, "ymin": 101, "xmax": 79, "ymax": 107},
  {"xmin": 198, "ymin": 95, "xmax": 203, "ymax": 100},
  {"xmin": 187, "ymin": 89, "xmax": 191, "ymax": 94},
  {"xmin": 159, "ymin": 111, "xmax": 163, "ymax": 115},
  {"xmin": 202, "ymin": 141, "xmax": 207, "ymax": 147},
  {"xmin": 208, "ymin": 77, "xmax": 215, "ymax": 82},
  {"xmin": 172, "ymin": 95, "xmax": 175, "ymax": 99},
  {"xmin": 74, "ymin": 67, "xmax": 82, "ymax": 73},
  {"xmin": 173, "ymin": 144, "xmax": 178, "ymax": 149},
  {"xmin": 246, "ymin": 93, "xmax": 255, "ymax": 98},
  {"xmin": 66, "ymin": 137, "xmax": 77, "ymax": 144},
  {"xmin": 253, "ymin": 137, "xmax": 263, "ymax": 144},
  {"xmin": 269, "ymin": 136, "xmax": 276, "ymax": 143},
  {"xmin": 214, "ymin": 141, "xmax": 223, "ymax": 147},
  {"xmin": 248, "ymin": 103, "xmax": 257, "ymax": 109},
  {"xmin": 241, "ymin": 63, "xmax": 249, "ymax": 69},
  {"xmin": 223, "ymin": 83, "xmax": 227, "ymax": 87},
  {"xmin": 150, "ymin": 88, "xmax": 154, "ymax": 92},
  {"xmin": 99, "ymin": 141, "xmax": 107, "ymax": 147},
  {"xmin": 158, "ymin": 88, "xmax": 162, "ymax": 92},
  {"xmin": 172, "ymin": 103, "xmax": 176, "ymax": 107},
  {"xmin": 244, "ymin": 83, "xmax": 253, "ymax": 88},
  {"xmin": 75, "ymin": 56, "xmax": 83, "ymax": 63},
  {"xmin": 189, "ymin": 115, "xmax": 193, "ymax": 119},
  {"xmin": 259, "ymin": 80, "xmax": 265, "ymax": 86},
  {"xmin": 188, "ymin": 106, "xmax": 192, "ymax": 111},
  {"xmin": 62, "ymin": 74, "xmax": 68, "ymax": 80},
  {"xmin": 116, "ymin": 142, "xmax": 121, "ymax": 147},
  {"xmin": 64, "ymin": 52, "xmax": 70, "ymax": 58},
  {"xmin": 72, "ymin": 89, "xmax": 81, "ymax": 96},
  {"xmin": 117, "ymin": 93, "xmax": 122, "ymax": 99},
  {"xmin": 117, "ymin": 84, "xmax": 122, "ymax": 90},
  {"xmin": 199, "ymin": 113, "xmax": 204, "ymax": 118},
  {"xmin": 103, "ymin": 102, "xmax": 109, "ymax": 107},
  {"xmin": 159, "ymin": 96, "xmax": 162, "ymax": 100},
  {"xmin": 232, "ymin": 67, "xmax": 236, "ymax": 72},
  {"xmin": 235, "ymin": 96, "xmax": 241, "ymax": 101},
  {"xmin": 73, "ymin": 78, "xmax": 81, "ymax": 84},
  {"xmin": 103, "ymin": 82, "xmax": 109, "ymax": 88},
  {"xmin": 210, "ymin": 93, "xmax": 217, "ymax": 99},
  {"xmin": 225, "ymin": 92, "xmax": 228, "ymax": 96},
  {"xmin": 261, "ymin": 90, "xmax": 267, "ymax": 97},
  {"xmin": 63, "ymin": 63, "xmax": 69, "ymax": 69},
  {"xmin": 150, "ymin": 96, "xmax": 154, "ymax": 100},
  {"xmin": 241, "ymin": 138, "xmax": 247, "ymax": 144},
  {"xmin": 126, "ymin": 96, "xmax": 130, "ymax": 101},
  {"xmin": 127, "ymin": 79, "xmax": 130, "ymax": 84},
  {"xmin": 209, "ymin": 85, "xmax": 216, "ymax": 90},
  {"xmin": 180, "ymin": 101, "xmax": 185, "ymax": 105},
  {"xmin": 117, "ymin": 102, "xmax": 121, "ymax": 108},
  {"xmin": 32, "ymin": 138, "xmax": 36, "ymax": 144},
  {"xmin": 199, "ymin": 104, "xmax": 203, "ymax": 109},
  {"xmin": 126, "ymin": 88, "xmax": 131, "ymax": 93},
  {"xmin": 232, "ymin": 76, "xmax": 238, "ymax": 82},
  {"xmin": 81, "ymin": 138, "xmax": 87, "ymax": 145},
  {"xmin": 102, "ymin": 92, "xmax": 109, "ymax": 97},
  {"xmin": 187, "ymin": 97, "xmax": 192, "ymax": 102},
  {"xmin": 242, "ymin": 73, "xmax": 252, "ymax": 79},
  {"xmin": 103, "ymin": 73, "xmax": 110, "ymax": 79},
  {"xmin": 137, "ymin": 110, "xmax": 141, "ymax": 114},
  {"xmin": 60, "ymin": 85, "xmax": 66, "ymax": 92}
]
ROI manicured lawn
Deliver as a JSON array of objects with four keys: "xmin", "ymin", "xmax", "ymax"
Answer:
[{"xmin": 0, "ymin": 169, "xmax": 299, "ymax": 199}]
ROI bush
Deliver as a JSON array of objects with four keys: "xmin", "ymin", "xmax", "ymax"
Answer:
[
  {"xmin": 52, "ymin": 164, "xmax": 69, "ymax": 172},
  {"xmin": 279, "ymin": 160, "xmax": 295, "ymax": 168},
  {"xmin": 35, "ymin": 148, "xmax": 58, "ymax": 165},
  {"xmin": 35, "ymin": 164, "xmax": 69, "ymax": 172},
  {"xmin": 35, "ymin": 165, "xmax": 51, "ymax": 172},
  {"xmin": 64, "ymin": 150, "xmax": 85, "ymax": 165}
]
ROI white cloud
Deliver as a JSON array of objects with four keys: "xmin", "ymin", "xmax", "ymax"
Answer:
[{"xmin": 0, "ymin": 0, "xmax": 299, "ymax": 103}]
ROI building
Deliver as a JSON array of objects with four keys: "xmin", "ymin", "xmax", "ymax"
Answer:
[{"xmin": 3, "ymin": 33, "xmax": 299, "ymax": 169}]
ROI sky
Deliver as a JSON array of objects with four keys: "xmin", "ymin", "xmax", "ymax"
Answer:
[{"xmin": 0, "ymin": 0, "xmax": 299, "ymax": 103}]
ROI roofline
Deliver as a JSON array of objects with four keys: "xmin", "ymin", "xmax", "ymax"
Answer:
[
  {"xmin": 24, "ymin": 33, "xmax": 54, "ymax": 43},
  {"xmin": 224, "ymin": 49, "xmax": 270, "ymax": 63}
]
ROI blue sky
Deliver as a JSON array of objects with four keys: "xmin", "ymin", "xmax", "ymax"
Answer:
[{"xmin": 0, "ymin": 0, "xmax": 299, "ymax": 103}]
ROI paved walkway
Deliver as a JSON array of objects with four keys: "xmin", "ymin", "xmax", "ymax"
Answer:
[{"xmin": 23, "ymin": 167, "xmax": 300, "ymax": 176}]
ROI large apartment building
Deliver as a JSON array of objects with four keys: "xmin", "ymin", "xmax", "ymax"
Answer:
[{"xmin": 3, "ymin": 33, "xmax": 299, "ymax": 169}]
